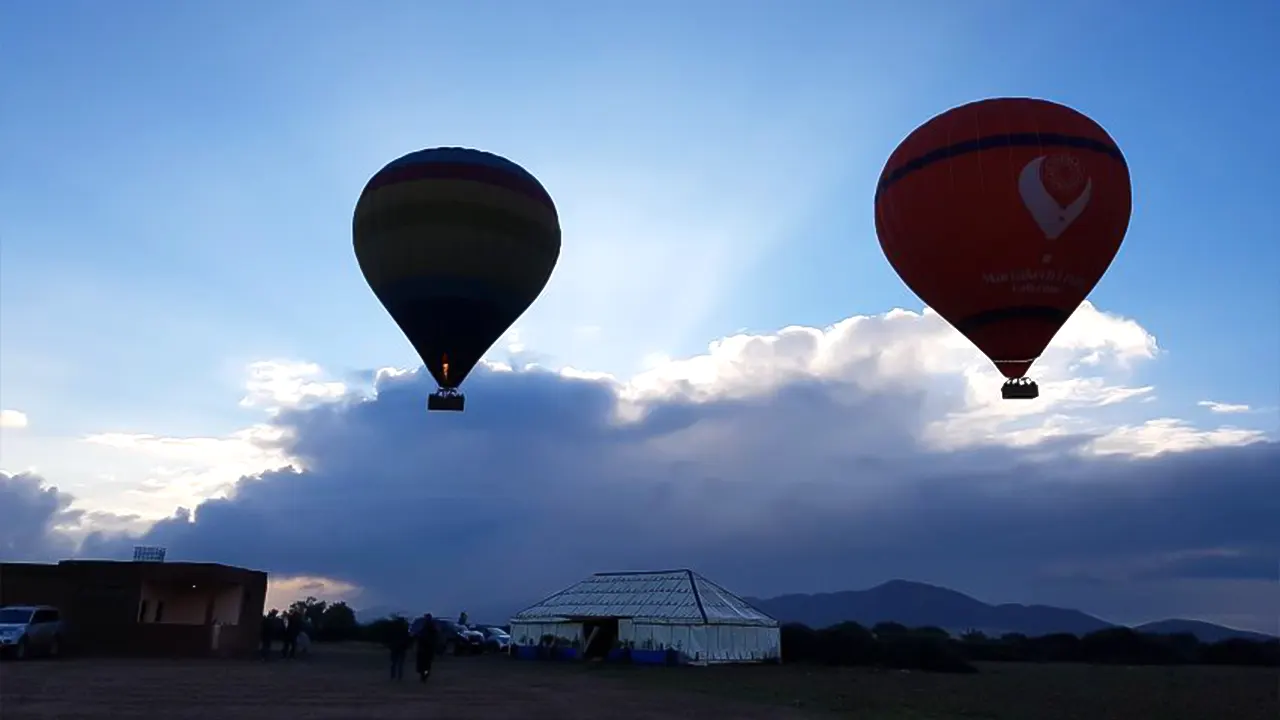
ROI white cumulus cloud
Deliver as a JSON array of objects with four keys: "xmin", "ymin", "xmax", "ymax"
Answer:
[
  {"xmin": 5, "ymin": 302, "xmax": 1275, "ymax": 633},
  {"xmin": 0, "ymin": 409, "xmax": 30, "ymax": 429}
]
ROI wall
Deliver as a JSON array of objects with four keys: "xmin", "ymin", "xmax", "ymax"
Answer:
[
  {"xmin": 137, "ymin": 581, "xmax": 243, "ymax": 626},
  {"xmin": 510, "ymin": 621, "xmax": 583, "ymax": 647},
  {"xmin": 0, "ymin": 563, "xmax": 69, "ymax": 607},
  {"xmin": 622, "ymin": 621, "xmax": 780, "ymax": 664},
  {"xmin": 212, "ymin": 584, "xmax": 244, "ymax": 625},
  {"xmin": 3, "ymin": 560, "xmax": 268, "ymax": 657},
  {"xmin": 138, "ymin": 581, "xmax": 203, "ymax": 624}
]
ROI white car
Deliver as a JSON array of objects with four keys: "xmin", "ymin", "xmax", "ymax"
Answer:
[
  {"xmin": 479, "ymin": 626, "xmax": 512, "ymax": 653},
  {"xmin": 0, "ymin": 605, "xmax": 64, "ymax": 660}
]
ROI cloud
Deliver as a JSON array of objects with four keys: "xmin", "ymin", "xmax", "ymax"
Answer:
[
  {"xmin": 1198, "ymin": 400, "xmax": 1252, "ymax": 414},
  {"xmin": 80, "ymin": 425, "xmax": 294, "ymax": 512},
  {"xmin": 265, "ymin": 575, "xmax": 363, "ymax": 613},
  {"xmin": 0, "ymin": 409, "xmax": 29, "ymax": 429},
  {"xmin": 0, "ymin": 471, "xmax": 82, "ymax": 560},
  {"xmin": 9, "ymin": 303, "xmax": 1278, "ymax": 633},
  {"xmin": 239, "ymin": 360, "xmax": 347, "ymax": 413}
]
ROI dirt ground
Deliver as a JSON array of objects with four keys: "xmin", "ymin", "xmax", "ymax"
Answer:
[{"xmin": 0, "ymin": 644, "xmax": 1274, "ymax": 720}]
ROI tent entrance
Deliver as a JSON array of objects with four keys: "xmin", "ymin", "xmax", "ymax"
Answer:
[{"xmin": 581, "ymin": 618, "xmax": 618, "ymax": 660}]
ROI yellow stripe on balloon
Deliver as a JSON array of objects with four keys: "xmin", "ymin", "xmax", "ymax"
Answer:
[{"xmin": 354, "ymin": 178, "xmax": 560, "ymax": 241}]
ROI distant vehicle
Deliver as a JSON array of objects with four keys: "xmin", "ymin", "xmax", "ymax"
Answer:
[
  {"xmin": 434, "ymin": 619, "xmax": 484, "ymax": 656},
  {"xmin": 477, "ymin": 626, "xmax": 511, "ymax": 653},
  {"xmin": 0, "ymin": 605, "xmax": 64, "ymax": 660}
]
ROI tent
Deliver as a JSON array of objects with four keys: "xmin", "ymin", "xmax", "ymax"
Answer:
[{"xmin": 508, "ymin": 569, "xmax": 780, "ymax": 665}]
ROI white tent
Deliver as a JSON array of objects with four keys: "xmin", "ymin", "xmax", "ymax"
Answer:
[{"xmin": 509, "ymin": 569, "xmax": 780, "ymax": 665}]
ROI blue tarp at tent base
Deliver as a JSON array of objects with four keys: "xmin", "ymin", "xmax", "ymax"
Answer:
[{"xmin": 512, "ymin": 645, "xmax": 686, "ymax": 666}]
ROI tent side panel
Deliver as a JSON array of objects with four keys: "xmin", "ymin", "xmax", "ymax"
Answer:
[
  {"xmin": 704, "ymin": 625, "xmax": 781, "ymax": 663},
  {"xmin": 510, "ymin": 621, "xmax": 582, "ymax": 648}
]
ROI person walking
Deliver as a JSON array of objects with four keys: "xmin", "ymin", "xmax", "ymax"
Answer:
[
  {"xmin": 281, "ymin": 611, "xmax": 300, "ymax": 659},
  {"xmin": 259, "ymin": 609, "xmax": 279, "ymax": 661},
  {"xmin": 388, "ymin": 618, "xmax": 411, "ymax": 680},
  {"xmin": 413, "ymin": 613, "xmax": 439, "ymax": 684}
]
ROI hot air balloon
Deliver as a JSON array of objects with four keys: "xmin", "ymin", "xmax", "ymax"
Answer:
[
  {"xmin": 354, "ymin": 147, "xmax": 561, "ymax": 412},
  {"xmin": 874, "ymin": 98, "xmax": 1132, "ymax": 400}
]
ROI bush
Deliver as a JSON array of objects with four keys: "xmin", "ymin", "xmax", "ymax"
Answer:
[{"xmin": 780, "ymin": 621, "xmax": 1278, "ymax": 670}]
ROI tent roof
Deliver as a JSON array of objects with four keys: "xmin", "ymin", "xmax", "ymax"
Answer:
[{"xmin": 510, "ymin": 569, "xmax": 777, "ymax": 626}]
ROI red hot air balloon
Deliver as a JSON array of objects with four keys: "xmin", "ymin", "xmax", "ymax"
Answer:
[{"xmin": 874, "ymin": 98, "xmax": 1132, "ymax": 399}]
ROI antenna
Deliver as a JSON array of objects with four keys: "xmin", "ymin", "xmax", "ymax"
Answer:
[{"xmin": 133, "ymin": 546, "xmax": 167, "ymax": 563}]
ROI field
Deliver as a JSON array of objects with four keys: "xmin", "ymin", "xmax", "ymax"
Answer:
[{"xmin": 0, "ymin": 644, "xmax": 1273, "ymax": 720}]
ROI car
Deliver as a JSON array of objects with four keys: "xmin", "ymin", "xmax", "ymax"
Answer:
[
  {"xmin": 434, "ymin": 619, "xmax": 484, "ymax": 656},
  {"xmin": 477, "ymin": 625, "xmax": 511, "ymax": 653},
  {"xmin": 0, "ymin": 605, "xmax": 64, "ymax": 660}
]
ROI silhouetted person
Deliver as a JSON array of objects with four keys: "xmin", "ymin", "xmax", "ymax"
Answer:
[
  {"xmin": 260, "ymin": 609, "xmax": 279, "ymax": 660},
  {"xmin": 282, "ymin": 611, "xmax": 301, "ymax": 658},
  {"xmin": 414, "ymin": 614, "xmax": 438, "ymax": 683},
  {"xmin": 388, "ymin": 620, "xmax": 411, "ymax": 680}
]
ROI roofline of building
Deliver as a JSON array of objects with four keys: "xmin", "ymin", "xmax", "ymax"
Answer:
[
  {"xmin": 592, "ymin": 569, "xmax": 696, "ymax": 577},
  {"xmin": 509, "ymin": 615, "xmax": 778, "ymax": 627},
  {"xmin": 509, "ymin": 568, "xmax": 779, "ymax": 625},
  {"xmin": 1, "ymin": 559, "xmax": 269, "ymax": 579},
  {"xmin": 57, "ymin": 559, "xmax": 267, "ymax": 573}
]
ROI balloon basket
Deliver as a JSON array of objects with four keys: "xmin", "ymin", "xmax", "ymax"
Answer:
[
  {"xmin": 428, "ymin": 390, "xmax": 465, "ymax": 412},
  {"xmin": 1001, "ymin": 379, "xmax": 1039, "ymax": 400}
]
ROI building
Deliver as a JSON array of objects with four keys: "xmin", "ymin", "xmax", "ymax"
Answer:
[
  {"xmin": 509, "ymin": 569, "xmax": 780, "ymax": 665},
  {"xmin": 0, "ymin": 559, "xmax": 267, "ymax": 657}
]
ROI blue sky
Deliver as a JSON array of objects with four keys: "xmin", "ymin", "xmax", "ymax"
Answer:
[{"xmin": 2, "ymin": 2, "xmax": 1277, "ymax": 628}]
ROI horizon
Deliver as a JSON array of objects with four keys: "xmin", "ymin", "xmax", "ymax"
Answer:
[{"xmin": 2, "ymin": 1, "xmax": 1277, "ymax": 636}]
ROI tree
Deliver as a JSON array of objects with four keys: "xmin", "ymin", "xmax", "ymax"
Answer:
[
  {"xmin": 871, "ymin": 621, "xmax": 909, "ymax": 638},
  {"xmin": 320, "ymin": 602, "xmax": 359, "ymax": 641},
  {"xmin": 288, "ymin": 596, "xmax": 328, "ymax": 632}
]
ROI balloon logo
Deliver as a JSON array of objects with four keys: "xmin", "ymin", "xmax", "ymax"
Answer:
[
  {"xmin": 1018, "ymin": 155, "xmax": 1093, "ymax": 242},
  {"xmin": 354, "ymin": 147, "xmax": 561, "ymax": 412},
  {"xmin": 874, "ymin": 97, "xmax": 1132, "ymax": 400}
]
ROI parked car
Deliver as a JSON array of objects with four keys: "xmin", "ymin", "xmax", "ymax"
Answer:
[
  {"xmin": 0, "ymin": 605, "xmax": 64, "ymax": 660},
  {"xmin": 434, "ymin": 619, "xmax": 484, "ymax": 655},
  {"xmin": 477, "ymin": 625, "xmax": 511, "ymax": 653}
]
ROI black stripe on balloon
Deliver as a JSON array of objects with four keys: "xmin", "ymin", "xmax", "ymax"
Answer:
[
  {"xmin": 362, "ymin": 162, "xmax": 556, "ymax": 212},
  {"xmin": 953, "ymin": 305, "xmax": 1072, "ymax": 336},
  {"xmin": 353, "ymin": 202, "xmax": 561, "ymax": 255},
  {"xmin": 875, "ymin": 133, "xmax": 1126, "ymax": 202}
]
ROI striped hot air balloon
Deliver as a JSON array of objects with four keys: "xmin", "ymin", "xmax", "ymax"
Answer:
[{"xmin": 354, "ymin": 147, "xmax": 561, "ymax": 411}]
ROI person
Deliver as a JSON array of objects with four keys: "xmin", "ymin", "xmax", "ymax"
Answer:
[
  {"xmin": 259, "ymin": 609, "xmax": 279, "ymax": 661},
  {"xmin": 296, "ymin": 624, "xmax": 312, "ymax": 658},
  {"xmin": 414, "ymin": 613, "xmax": 439, "ymax": 683},
  {"xmin": 282, "ymin": 611, "xmax": 301, "ymax": 659},
  {"xmin": 388, "ymin": 618, "xmax": 411, "ymax": 680}
]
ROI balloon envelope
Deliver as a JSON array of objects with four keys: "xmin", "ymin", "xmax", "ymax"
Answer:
[
  {"xmin": 874, "ymin": 98, "xmax": 1132, "ymax": 378},
  {"xmin": 354, "ymin": 147, "xmax": 560, "ymax": 390}
]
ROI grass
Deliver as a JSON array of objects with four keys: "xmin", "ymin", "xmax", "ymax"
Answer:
[
  {"xmin": 3, "ymin": 643, "xmax": 1271, "ymax": 720},
  {"xmin": 591, "ymin": 660, "xmax": 1279, "ymax": 720}
]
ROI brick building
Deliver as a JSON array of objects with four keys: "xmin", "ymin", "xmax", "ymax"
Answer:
[{"xmin": 0, "ymin": 559, "xmax": 267, "ymax": 657}]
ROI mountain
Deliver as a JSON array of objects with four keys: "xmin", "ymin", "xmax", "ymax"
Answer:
[
  {"xmin": 1134, "ymin": 619, "xmax": 1276, "ymax": 643},
  {"xmin": 746, "ymin": 580, "xmax": 1274, "ymax": 642},
  {"xmin": 746, "ymin": 579, "xmax": 1112, "ymax": 637}
]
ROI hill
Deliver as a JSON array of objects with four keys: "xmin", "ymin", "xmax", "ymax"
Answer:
[
  {"xmin": 1134, "ymin": 618, "xmax": 1276, "ymax": 643},
  {"xmin": 746, "ymin": 580, "xmax": 1274, "ymax": 642}
]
